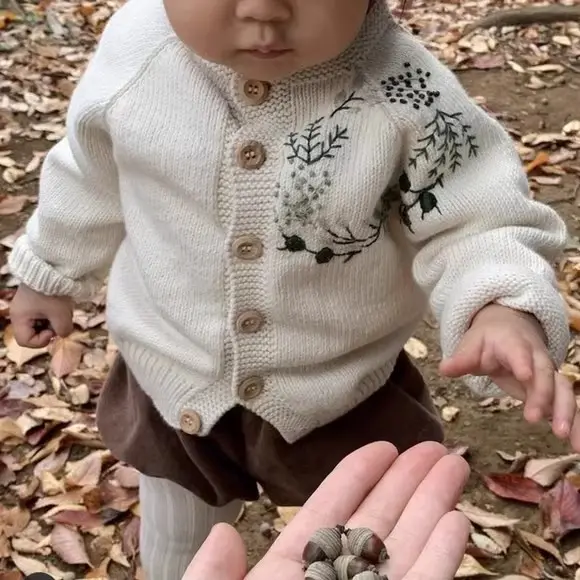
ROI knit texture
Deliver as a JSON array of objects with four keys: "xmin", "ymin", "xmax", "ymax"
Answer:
[{"xmin": 9, "ymin": 0, "xmax": 569, "ymax": 443}]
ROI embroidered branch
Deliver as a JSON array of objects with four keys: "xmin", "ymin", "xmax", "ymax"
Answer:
[{"xmin": 284, "ymin": 91, "xmax": 363, "ymax": 166}]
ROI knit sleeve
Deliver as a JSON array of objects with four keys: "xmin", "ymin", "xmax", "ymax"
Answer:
[
  {"xmin": 8, "ymin": 64, "xmax": 124, "ymax": 301},
  {"xmin": 392, "ymin": 65, "xmax": 570, "ymax": 396}
]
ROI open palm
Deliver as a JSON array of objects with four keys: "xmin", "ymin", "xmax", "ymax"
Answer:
[{"xmin": 183, "ymin": 441, "xmax": 470, "ymax": 580}]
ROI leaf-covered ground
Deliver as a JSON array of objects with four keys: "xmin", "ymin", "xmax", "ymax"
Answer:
[{"xmin": 1, "ymin": 0, "xmax": 580, "ymax": 578}]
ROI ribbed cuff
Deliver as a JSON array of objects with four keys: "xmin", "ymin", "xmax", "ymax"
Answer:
[
  {"xmin": 8, "ymin": 236, "xmax": 101, "ymax": 301},
  {"xmin": 440, "ymin": 263, "xmax": 570, "ymax": 397}
]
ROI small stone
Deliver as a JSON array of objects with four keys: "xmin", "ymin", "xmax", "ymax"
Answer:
[{"xmin": 441, "ymin": 406, "xmax": 460, "ymax": 422}]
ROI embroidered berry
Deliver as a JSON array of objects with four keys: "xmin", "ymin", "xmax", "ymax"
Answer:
[
  {"xmin": 398, "ymin": 172, "xmax": 411, "ymax": 193},
  {"xmin": 285, "ymin": 235, "xmax": 306, "ymax": 252},
  {"xmin": 419, "ymin": 191, "xmax": 440, "ymax": 217},
  {"xmin": 315, "ymin": 248, "xmax": 335, "ymax": 264}
]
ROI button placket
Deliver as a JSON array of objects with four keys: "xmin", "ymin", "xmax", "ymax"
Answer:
[
  {"xmin": 236, "ymin": 310, "xmax": 264, "ymax": 334},
  {"xmin": 237, "ymin": 141, "xmax": 266, "ymax": 170},
  {"xmin": 232, "ymin": 235, "xmax": 263, "ymax": 260}
]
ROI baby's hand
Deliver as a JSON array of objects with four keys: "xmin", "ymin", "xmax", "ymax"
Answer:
[
  {"xmin": 440, "ymin": 304, "xmax": 580, "ymax": 451},
  {"xmin": 10, "ymin": 284, "xmax": 74, "ymax": 348}
]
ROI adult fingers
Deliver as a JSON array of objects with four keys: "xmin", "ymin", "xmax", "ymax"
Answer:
[
  {"xmin": 403, "ymin": 510, "xmax": 470, "ymax": 580},
  {"xmin": 262, "ymin": 442, "xmax": 399, "ymax": 565},
  {"xmin": 552, "ymin": 372, "xmax": 576, "ymax": 439},
  {"xmin": 182, "ymin": 523, "xmax": 247, "ymax": 580},
  {"xmin": 345, "ymin": 441, "xmax": 448, "ymax": 536},
  {"xmin": 380, "ymin": 453, "xmax": 470, "ymax": 579}
]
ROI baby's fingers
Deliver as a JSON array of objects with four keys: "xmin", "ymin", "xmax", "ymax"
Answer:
[
  {"xmin": 523, "ymin": 352, "xmax": 554, "ymax": 423},
  {"xmin": 10, "ymin": 317, "xmax": 54, "ymax": 349},
  {"xmin": 551, "ymin": 372, "xmax": 578, "ymax": 441}
]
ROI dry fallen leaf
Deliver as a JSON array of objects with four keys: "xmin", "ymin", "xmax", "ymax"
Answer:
[
  {"xmin": 456, "ymin": 502, "xmax": 520, "ymax": 528},
  {"xmin": 48, "ymin": 336, "xmax": 85, "ymax": 378},
  {"xmin": 482, "ymin": 473, "xmax": 544, "ymax": 504},
  {"xmin": 524, "ymin": 454, "xmax": 580, "ymax": 487},
  {"xmin": 50, "ymin": 523, "xmax": 92, "ymax": 566},
  {"xmin": 518, "ymin": 529, "xmax": 563, "ymax": 564},
  {"xmin": 540, "ymin": 478, "xmax": 580, "ymax": 541},
  {"xmin": 3, "ymin": 325, "xmax": 48, "ymax": 366},
  {"xmin": 455, "ymin": 554, "xmax": 497, "ymax": 577}
]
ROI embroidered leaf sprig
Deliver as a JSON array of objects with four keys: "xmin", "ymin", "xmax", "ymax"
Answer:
[{"xmin": 284, "ymin": 91, "xmax": 363, "ymax": 166}]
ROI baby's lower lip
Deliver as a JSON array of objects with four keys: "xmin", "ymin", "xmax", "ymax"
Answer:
[{"xmin": 245, "ymin": 49, "xmax": 291, "ymax": 59}]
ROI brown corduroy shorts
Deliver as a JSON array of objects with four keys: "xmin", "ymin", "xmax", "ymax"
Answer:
[{"xmin": 96, "ymin": 351, "xmax": 443, "ymax": 507}]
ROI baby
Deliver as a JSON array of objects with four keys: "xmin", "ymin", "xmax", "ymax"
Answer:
[{"xmin": 8, "ymin": 0, "xmax": 579, "ymax": 578}]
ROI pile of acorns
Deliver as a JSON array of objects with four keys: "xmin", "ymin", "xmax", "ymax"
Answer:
[{"xmin": 302, "ymin": 525, "xmax": 389, "ymax": 580}]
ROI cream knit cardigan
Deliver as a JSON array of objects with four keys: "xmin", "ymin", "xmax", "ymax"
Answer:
[{"xmin": 9, "ymin": 0, "xmax": 569, "ymax": 442}]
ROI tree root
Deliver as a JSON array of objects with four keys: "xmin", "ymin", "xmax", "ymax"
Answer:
[{"xmin": 462, "ymin": 5, "xmax": 580, "ymax": 36}]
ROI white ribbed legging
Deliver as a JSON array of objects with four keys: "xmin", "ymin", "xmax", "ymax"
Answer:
[{"xmin": 139, "ymin": 473, "xmax": 243, "ymax": 580}]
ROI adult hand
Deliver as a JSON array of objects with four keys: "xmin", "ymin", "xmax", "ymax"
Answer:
[{"xmin": 182, "ymin": 441, "xmax": 470, "ymax": 580}]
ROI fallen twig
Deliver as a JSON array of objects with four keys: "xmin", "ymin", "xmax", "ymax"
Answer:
[{"xmin": 462, "ymin": 5, "xmax": 580, "ymax": 36}]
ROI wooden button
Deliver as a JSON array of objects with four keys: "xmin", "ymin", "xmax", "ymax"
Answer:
[
  {"xmin": 236, "ymin": 310, "xmax": 264, "ymax": 333},
  {"xmin": 179, "ymin": 409, "xmax": 201, "ymax": 435},
  {"xmin": 240, "ymin": 79, "xmax": 270, "ymax": 105},
  {"xmin": 238, "ymin": 377, "xmax": 264, "ymax": 401},
  {"xmin": 232, "ymin": 235, "xmax": 263, "ymax": 260},
  {"xmin": 237, "ymin": 141, "xmax": 266, "ymax": 170}
]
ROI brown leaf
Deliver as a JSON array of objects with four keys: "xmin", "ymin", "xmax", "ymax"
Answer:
[
  {"xmin": 0, "ymin": 417, "xmax": 24, "ymax": 443},
  {"xmin": 114, "ymin": 465, "xmax": 140, "ymax": 488},
  {"xmin": 518, "ymin": 529, "xmax": 563, "ymax": 564},
  {"xmin": 3, "ymin": 325, "xmax": 48, "ymax": 366},
  {"xmin": 122, "ymin": 516, "xmax": 140, "ymax": 560},
  {"xmin": 65, "ymin": 450, "xmax": 105, "ymax": 488},
  {"xmin": 0, "ymin": 531, "xmax": 10, "ymax": 559},
  {"xmin": 0, "ymin": 194, "xmax": 27, "ymax": 215},
  {"xmin": 51, "ymin": 509, "xmax": 104, "ymax": 531},
  {"xmin": 525, "ymin": 151, "xmax": 551, "ymax": 173},
  {"xmin": 455, "ymin": 554, "xmax": 497, "ymax": 577},
  {"xmin": 50, "ymin": 523, "xmax": 92, "ymax": 566},
  {"xmin": 482, "ymin": 473, "xmax": 544, "ymax": 504},
  {"xmin": 0, "ymin": 571, "xmax": 23, "ymax": 580},
  {"xmin": 470, "ymin": 532, "xmax": 505, "ymax": 556},
  {"xmin": 456, "ymin": 501, "xmax": 520, "ymax": 528},
  {"xmin": 471, "ymin": 54, "xmax": 505, "ymax": 70},
  {"xmin": 0, "ymin": 505, "xmax": 30, "ymax": 537},
  {"xmin": 540, "ymin": 479, "xmax": 580, "ymax": 541},
  {"xmin": 9, "ymin": 552, "xmax": 50, "ymax": 576},
  {"xmin": 48, "ymin": 336, "xmax": 84, "ymax": 377},
  {"xmin": 524, "ymin": 454, "xmax": 580, "ymax": 487}
]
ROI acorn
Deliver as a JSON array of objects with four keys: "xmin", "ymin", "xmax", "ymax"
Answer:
[
  {"xmin": 303, "ymin": 526, "xmax": 345, "ymax": 567},
  {"xmin": 352, "ymin": 572, "xmax": 388, "ymax": 580},
  {"xmin": 344, "ymin": 528, "xmax": 389, "ymax": 564},
  {"xmin": 333, "ymin": 554, "xmax": 374, "ymax": 580},
  {"xmin": 305, "ymin": 560, "xmax": 339, "ymax": 580}
]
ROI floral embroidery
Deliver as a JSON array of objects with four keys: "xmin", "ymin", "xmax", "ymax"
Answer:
[
  {"xmin": 385, "ymin": 63, "xmax": 480, "ymax": 233},
  {"xmin": 275, "ymin": 89, "xmax": 394, "ymax": 264},
  {"xmin": 273, "ymin": 61, "xmax": 482, "ymax": 262}
]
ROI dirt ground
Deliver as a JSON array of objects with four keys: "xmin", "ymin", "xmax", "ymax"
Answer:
[{"xmin": 1, "ymin": 64, "xmax": 579, "ymax": 577}]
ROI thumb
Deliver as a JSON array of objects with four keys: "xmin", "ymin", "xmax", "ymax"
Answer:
[{"xmin": 182, "ymin": 523, "xmax": 247, "ymax": 580}]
